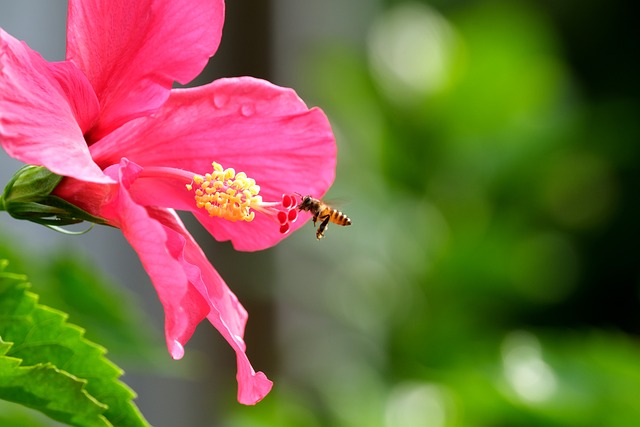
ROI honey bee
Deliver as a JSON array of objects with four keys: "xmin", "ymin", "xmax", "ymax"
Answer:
[{"xmin": 297, "ymin": 194, "xmax": 352, "ymax": 240}]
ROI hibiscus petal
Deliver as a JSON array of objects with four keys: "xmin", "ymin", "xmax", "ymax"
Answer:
[
  {"xmin": 66, "ymin": 0, "xmax": 225, "ymax": 141},
  {"xmin": 91, "ymin": 77, "xmax": 337, "ymax": 251},
  {"xmin": 56, "ymin": 158, "xmax": 273, "ymax": 404},
  {"xmin": 0, "ymin": 29, "xmax": 108, "ymax": 183},
  {"xmin": 90, "ymin": 160, "xmax": 209, "ymax": 358},
  {"xmin": 155, "ymin": 207, "xmax": 273, "ymax": 405}
]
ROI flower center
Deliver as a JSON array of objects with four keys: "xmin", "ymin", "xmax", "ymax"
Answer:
[
  {"xmin": 186, "ymin": 162, "xmax": 298, "ymax": 233},
  {"xmin": 186, "ymin": 162, "xmax": 262, "ymax": 222}
]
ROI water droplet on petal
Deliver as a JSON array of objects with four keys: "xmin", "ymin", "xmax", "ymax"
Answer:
[
  {"xmin": 213, "ymin": 93, "xmax": 229, "ymax": 108},
  {"xmin": 169, "ymin": 340, "xmax": 185, "ymax": 360},
  {"xmin": 240, "ymin": 103, "xmax": 255, "ymax": 117}
]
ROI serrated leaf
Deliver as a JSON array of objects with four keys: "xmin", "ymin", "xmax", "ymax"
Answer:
[
  {"xmin": 0, "ymin": 229, "xmax": 187, "ymax": 389},
  {"xmin": 0, "ymin": 233, "xmax": 164, "ymax": 365},
  {"xmin": 0, "ymin": 340, "xmax": 109, "ymax": 427},
  {"xmin": 0, "ymin": 261, "xmax": 150, "ymax": 427}
]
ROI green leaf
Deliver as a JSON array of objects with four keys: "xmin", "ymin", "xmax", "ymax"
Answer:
[
  {"xmin": 0, "ymin": 261, "xmax": 150, "ymax": 427},
  {"xmin": 0, "ymin": 339, "xmax": 108, "ymax": 427},
  {"xmin": 0, "ymin": 232, "xmax": 164, "ymax": 365}
]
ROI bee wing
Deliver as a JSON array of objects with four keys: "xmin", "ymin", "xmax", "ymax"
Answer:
[{"xmin": 321, "ymin": 197, "xmax": 348, "ymax": 209}]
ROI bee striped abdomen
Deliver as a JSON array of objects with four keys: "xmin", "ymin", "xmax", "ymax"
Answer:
[
  {"xmin": 298, "ymin": 195, "xmax": 352, "ymax": 240},
  {"xmin": 327, "ymin": 209, "xmax": 351, "ymax": 226}
]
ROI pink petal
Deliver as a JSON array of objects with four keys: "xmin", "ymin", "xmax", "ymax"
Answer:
[
  {"xmin": 155, "ymin": 207, "xmax": 273, "ymax": 405},
  {"xmin": 0, "ymin": 29, "xmax": 109, "ymax": 183},
  {"xmin": 56, "ymin": 159, "xmax": 273, "ymax": 404},
  {"xmin": 90, "ymin": 77, "xmax": 337, "ymax": 250},
  {"xmin": 94, "ymin": 160, "xmax": 209, "ymax": 357},
  {"xmin": 66, "ymin": 0, "xmax": 225, "ymax": 141}
]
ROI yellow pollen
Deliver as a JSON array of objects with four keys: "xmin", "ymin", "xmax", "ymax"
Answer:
[{"xmin": 186, "ymin": 162, "xmax": 262, "ymax": 222}]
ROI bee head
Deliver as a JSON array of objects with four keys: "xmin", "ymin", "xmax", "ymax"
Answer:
[{"xmin": 296, "ymin": 193, "xmax": 312, "ymax": 210}]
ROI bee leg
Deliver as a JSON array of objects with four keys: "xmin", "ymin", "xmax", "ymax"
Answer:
[
  {"xmin": 312, "ymin": 213, "xmax": 319, "ymax": 227},
  {"xmin": 316, "ymin": 215, "xmax": 331, "ymax": 240}
]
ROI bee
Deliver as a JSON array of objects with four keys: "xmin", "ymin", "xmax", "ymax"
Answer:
[{"xmin": 297, "ymin": 194, "xmax": 352, "ymax": 240}]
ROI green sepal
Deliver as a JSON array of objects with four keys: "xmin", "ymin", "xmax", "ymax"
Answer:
[{"xmin": 0, "ymin": 166, "xmax": 108, "ymax": 228}]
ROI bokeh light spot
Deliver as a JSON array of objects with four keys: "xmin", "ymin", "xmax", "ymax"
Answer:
[
  {"xmin": 502, "ymin": 331, "xmax": 558, "ymax": 403},
  {"xmin": 368, "ymin": 2, "xmax": 458, "ymax": 105},
  {"xmin": 385, "ymin": 382, "xmax": 454, "ymax": 427}
]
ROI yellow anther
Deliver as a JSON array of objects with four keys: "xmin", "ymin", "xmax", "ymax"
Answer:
[
  {"xmin": 224, "ymin": 168, "xmax": 235, "ymax": 180},
  {"xmin": 186, "ymin": 162, "xmax": 264, "ymax": 222}
]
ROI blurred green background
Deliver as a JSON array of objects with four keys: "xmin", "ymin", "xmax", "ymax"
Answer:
[
  {"xmin": 221, "ymin": 0, "xmax": 640, "ymax": 426},
  {"xmin": 2, "ymin": 0, "xmax": 640, "ymax": 426}
]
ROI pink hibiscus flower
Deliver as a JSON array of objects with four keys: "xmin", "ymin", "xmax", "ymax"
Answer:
[{"xmin": 0, "ymin": 0, "xmax": 335, "ymax": 405}]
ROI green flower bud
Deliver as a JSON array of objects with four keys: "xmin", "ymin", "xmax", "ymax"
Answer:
[{"xmin": 0, "ymin": 165, "xmax": 108, "ymax": 229}]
